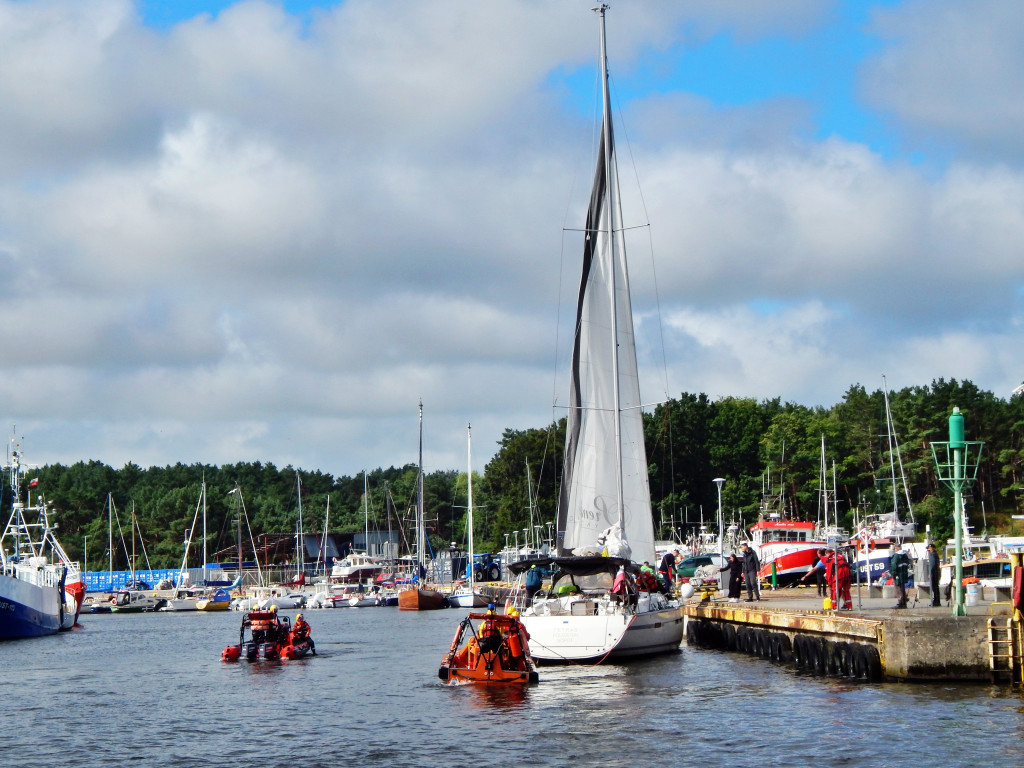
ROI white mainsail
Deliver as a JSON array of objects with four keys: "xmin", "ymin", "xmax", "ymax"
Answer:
[{"xmin": 556, "ymin": 5, "xmax": 655, "ymax": 567}]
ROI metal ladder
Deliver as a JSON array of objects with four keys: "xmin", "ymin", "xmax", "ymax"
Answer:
[{"xmin": 987, "ymin": 616, "xmax": 1019, "ymax": 684}]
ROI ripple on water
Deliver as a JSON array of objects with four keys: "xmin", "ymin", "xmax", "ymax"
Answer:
[{"xmin": 4, "ymin": 608, "xmax": 1024, "ymax": 767}]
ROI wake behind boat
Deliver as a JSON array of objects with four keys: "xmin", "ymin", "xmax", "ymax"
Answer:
[
  {"xmin": 1, "ymin": 446, "xmax": 85, "ymax": 639},
  {"xmin": 513, "ymin": 6, "xmax": 683, "ymax": 662}
]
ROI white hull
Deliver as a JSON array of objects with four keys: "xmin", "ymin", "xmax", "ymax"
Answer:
[
  {"xmin": 522, "ymin": 589, "xmax": 684, "ymax": 662},
  {"xmin": 447, "ymin": 589, "xmax": 488, "ymax": 609},
  {"xmin": 523, "ymin": 603, "xmax": 684, "ymax": 662}
]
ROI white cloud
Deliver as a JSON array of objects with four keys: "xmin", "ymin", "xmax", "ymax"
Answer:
[{"xmin": 0, "ymin": 0, "xmax": 1022, "ymax": 477}]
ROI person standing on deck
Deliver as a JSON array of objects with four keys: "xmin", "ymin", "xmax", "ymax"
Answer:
[
  {"xmin": 524, "ymin": 564, "xmax": 543, "ymax": 602},
  {"xmin": 740, "ymin": 542, "xmax": 760, "ymax": 602},
  {"xmin": 926, "ymin": 543, "xmax": 941, "ymax": 607},
  {"xmin": 659, "ymin": 549, "xmax": 679, "ymax": 592}
]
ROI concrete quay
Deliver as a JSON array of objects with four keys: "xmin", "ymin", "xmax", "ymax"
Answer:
[{"xmin": 681, "ymin": 585, "xmax": 1018, "ymax": 683}]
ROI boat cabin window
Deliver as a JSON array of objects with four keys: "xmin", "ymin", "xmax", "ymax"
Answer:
[{"xmin": 551, "ymin": 570, "xmax": 613, "ymax": 593}]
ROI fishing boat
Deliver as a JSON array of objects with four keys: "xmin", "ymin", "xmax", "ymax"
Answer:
[
  {"xmin": 750, "ymin": 518, "xmax": 825, "ymax": 587},
  {"xmin": 438, "ymin": 608, "xmax": 539, "ymax": 685},
  {"xmin": 221, "ymin": 608, "xmax": 314, "ymax": 662},
  {"xmin": 1, "ymin": 447, "xmax": 85, "ymax": 638},
  {"xmin": 448, "ymin": 425, "xmax": 488, "ymax": 608},
  {"xmin": 397, "ymin": 402, "xmax": 446, "ymax": 611},
  {"xmin": 513, "ymin": 6, "xmax": 684, "ymax": 662}
]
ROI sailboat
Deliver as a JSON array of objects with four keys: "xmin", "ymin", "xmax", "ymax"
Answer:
[
  {"xmin": 512, "ymin": 6, "xmax": 684, "ymax": 662},
  {"xmin": 1, "ymin": 445, "xmax": 84, "ymax": 638},
  {"xmin": 398, "ymin": 402, "xmax": 447, "ymax": 610},
  {"xmin": 448, "ymin": 424, "xmax": 488, "ymax": 608}
]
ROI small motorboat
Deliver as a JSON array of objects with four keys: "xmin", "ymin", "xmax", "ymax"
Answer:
[
  {"xmin": 221, "ymin": 609, "xmax": 316, "ymax": 662},
  {"xmin": 438, "ymin": 607, "xmax": 539, "ymax": 686}
]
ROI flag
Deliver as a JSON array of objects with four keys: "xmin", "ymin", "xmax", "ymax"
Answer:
[{"xmin": 28, "ymin": 478, "xmax": 39, "ymax": 488}]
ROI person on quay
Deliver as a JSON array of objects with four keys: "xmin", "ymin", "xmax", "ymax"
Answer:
[
  {"xmin": 800, "ymin": 548, "xmax": 852, "ymax": 609},
  {"xmin": 890, "ymin": 545, "xmax": 911, "ymax": 609},
  {"xmin": 292, "ymin": 612, "xmax": 315, "ymax": 654},
  {"xmin": 740, "ymin": 542, "xmax": 761, "ymax": 602},
  {"xmin": 800, "ymin": 549, "xmax": 829, "ymax": 597},
  {"xmin": 926, "ymin": 542, "xmax": 941, "ymax": 607},
  {"xmin": 814, "ymin": 556, "xmax": 828, "ymax": 597},
  {"xmin": 718, "ymin": 552, "xmax": 743, "ymax": 603}
]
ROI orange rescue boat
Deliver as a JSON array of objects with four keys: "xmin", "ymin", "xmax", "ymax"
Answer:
[{"xmin": 438, "ymin": 607, "xmax": 539, "ymax": 686}]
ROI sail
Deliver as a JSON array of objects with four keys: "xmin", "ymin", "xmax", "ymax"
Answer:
[{"xmin": 556, "ymin": 38, "xmax": 655, "ymax": 566}]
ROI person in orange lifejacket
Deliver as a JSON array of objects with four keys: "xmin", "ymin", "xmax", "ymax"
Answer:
[
  {"xmin": 292, "ymin": 612, "xmax": 316, "ymax": 654},
  {"xmin": 477, "ymin": 604, "xmax": 503, "ymax": 653},
  {"xmin": 636, "ymin": 569, "xmax": 660, "ymax": 593}
]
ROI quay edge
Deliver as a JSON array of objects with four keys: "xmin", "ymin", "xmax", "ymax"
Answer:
[{"xmin": 682, "ymin": 594, "xmax": 1002, "ymax": 682}]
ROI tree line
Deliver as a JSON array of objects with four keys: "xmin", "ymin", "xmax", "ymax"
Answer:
[{"xmin": 7, "ymin": 378, "xmax": 1024, "ymax": 570}]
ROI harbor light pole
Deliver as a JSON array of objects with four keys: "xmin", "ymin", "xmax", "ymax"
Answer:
[
  {"xmin": 930, "ymin": 407, "xmax": 984, "ymax": 617},
  {"xmin": 713, "ymin": 478, "xmax": 725, "ymax": 558}
]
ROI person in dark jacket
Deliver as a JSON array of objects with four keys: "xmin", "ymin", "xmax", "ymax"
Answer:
[
  {"xmin": 524, "ymin": 564, "xmax": 543, "ymax": 601},
  {"xmin": 740, "ymin": 542, "xmax": 761, "ymax": 601},
  {"xmin": 890, "ymin": 546, "xmax": 911, "ymax": 609},
  {"xmin": 926, "ymin": 543, "xmax": 941, "ymax": 607},
  {"xmin": 659, "ymin": 549, "xmax": 680, "ymax": 592},
  {"xmin": 719, "ymin": 553, "xmax": 743, "ymax": 602}
]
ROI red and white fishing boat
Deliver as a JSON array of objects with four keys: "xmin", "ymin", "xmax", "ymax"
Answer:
[{"xmin": 749, "ymin": 518, "xmax": 826, "ymax": 587}]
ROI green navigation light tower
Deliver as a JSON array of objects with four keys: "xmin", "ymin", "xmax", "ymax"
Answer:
[{"xmin": 930, "ymin": 407, "xmax": 984, "ymax": 617}]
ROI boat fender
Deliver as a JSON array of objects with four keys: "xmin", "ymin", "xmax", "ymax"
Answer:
[{"xmin": 507, "ymin": 631, "xmax": 523, "ymax": 658}]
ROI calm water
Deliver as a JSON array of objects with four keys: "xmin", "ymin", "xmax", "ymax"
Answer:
[{"xmin": 7, "ymin": 607, "xmax": 1024, "ymax": 767}]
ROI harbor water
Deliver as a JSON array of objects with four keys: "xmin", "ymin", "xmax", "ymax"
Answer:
[{"xmin": 7, "ymin": 607, "xmax": 1024, "ymax": 767}]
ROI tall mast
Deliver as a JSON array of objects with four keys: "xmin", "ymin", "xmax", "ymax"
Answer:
[
  {"xmin": 596, "ymin": 3, "xmax": 625, "ymax": 534},
  {"xmin": 107, "ymin": 492, "xmax": 113, "ymax": 589},
  {"xmin": 363, "ymin": 470, "xmax": 369, "ymax": 556},
  {"xmin": 201, "ymin": 478, "xmax": 208, "ymax": 585},
  {"xmin": 467, "ymin": 424, "xmax": 474, "ymax": 592},
  {"xmin": 417, "ymin": 401, "xmax": 426, "ymax": 576},
  {"xmin": 296, "ymin": 471, "xmax": 304, "ymax": 574}
]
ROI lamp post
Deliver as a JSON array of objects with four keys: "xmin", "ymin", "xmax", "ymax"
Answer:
[{"xmin": 713, "ymin": 478, "xmax": 725, "ymax": 558}]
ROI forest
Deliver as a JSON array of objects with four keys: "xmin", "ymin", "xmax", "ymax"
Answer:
[{"xmin": 6, "ymin": 378, "xmax": 1024, "ymax": 571}]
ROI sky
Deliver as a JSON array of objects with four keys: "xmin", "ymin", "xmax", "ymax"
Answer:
[{"xmin": 1, "ymin": 0, "xmax": 1023, "ymax": 479}]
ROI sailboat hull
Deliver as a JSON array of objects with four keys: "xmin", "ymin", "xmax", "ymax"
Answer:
[
  {"xmin": 523, "ymin": 604, "xmax": 684, "ymax": 663},
  {"xmin": 447, "ymin": 589, "xmax": 488, "ymax": 608}
]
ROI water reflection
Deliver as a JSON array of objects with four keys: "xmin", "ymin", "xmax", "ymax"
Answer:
[{"xmin": 455, "ymin": 682, "xmax": 530, "ymax": 709}]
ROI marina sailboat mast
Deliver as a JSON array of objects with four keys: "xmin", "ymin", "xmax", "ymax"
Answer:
[
  {"xmin": 416, "ymin": 401, "xmax": 427, "ymax": 576},
  {"xmin": 556, "ymin": 4, "xmax": 655, "ymax": 565},
  {"xmin": 467, "ymin": 424, "xmax": 475, "ymax": 591}
]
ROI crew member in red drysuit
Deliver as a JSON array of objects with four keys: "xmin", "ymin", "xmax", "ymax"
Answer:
[
  {"xmin": 802, "ymin": 548, "xmax": 852, "ymax": 609},
  {"xmin": 291, "ymin": 612, "xmax": 316, "ymax": 654}
]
